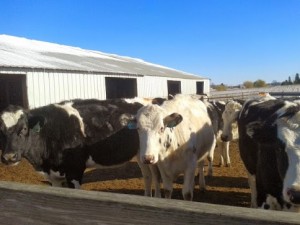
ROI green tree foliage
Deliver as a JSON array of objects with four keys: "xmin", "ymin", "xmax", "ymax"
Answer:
[
  {"xmin": 215, "ymin": 83, "xmax": 227, "ymax": 91},
  {"xmin": 253, "ymin": 79, "xmax": 267, "ymax": 88},
  {"xmin": 243, "ymin": 81, "xmax": 254, "ymax": 89},
  {"xmin": 295, "ymin": 73, "xmax": 300, "ymax": 84},
  {"xmin": 281, "ymin": 73, "xmax": 300, "ymax": 85}
]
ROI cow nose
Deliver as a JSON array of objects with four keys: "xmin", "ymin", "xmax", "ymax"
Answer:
[
  {"xmin": 221, "ymin": 134, "xmax": 228, "ymax": 142},
  {"xmin": 143, "ymin": 155, "xmax": 155, "ymax": 164},
  {"xmin": 2, "ymin": 153, "xmax": 18, "ymax": 164},
  {"xmin": 287, "ymin": 188, "xmax": 300, "ymax": 204}
]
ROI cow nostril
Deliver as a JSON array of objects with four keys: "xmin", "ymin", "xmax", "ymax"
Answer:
[
  {"xmin": 143, "ymin": 155, "xmax": 155, "ymax": 164},
  {"xmin": 2, "ymin": 153, "xmax": 18, "ymax": 163},
  {"xmin": 221, "ymin": 135, "xmax": 228, "ymax": 142}
]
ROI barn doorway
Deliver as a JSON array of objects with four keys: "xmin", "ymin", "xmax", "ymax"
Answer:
[
  {"xmin": 105, "ymin": 77, "xmax": 137, "ymax": 99},
  {"xmin": 196, "ymin": 81, "xmax": 204, "ymax": 94},
  {"xmin": 0, "ymin": 74, "xmax": 28, "ymax": 111},
  {"xmin": 167, "ymin": 80, "xmax": 181, "ymax": 96}
]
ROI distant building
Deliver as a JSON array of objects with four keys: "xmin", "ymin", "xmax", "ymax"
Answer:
[{"xmin": 0, "ymin": 35, "xmax": 210, "ymax": 110}]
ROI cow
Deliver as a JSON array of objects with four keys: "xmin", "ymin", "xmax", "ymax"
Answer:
[
  {"xmin": 204, "ymin": 100, "xmax": 232, "ymax": 169},
  {"xmin": 220, "ymin": 99, "xmax": 244, "ymax": 145},
  {"xmin": 0, "ymin": 98, "xmax": 163, "ymax": 197},
  {"xmin": 244, "ymin": 98, "xmax": 300, "ymax": 212},
  {"xmin": 221, "ymin": 95, "xmax": 275, "ymax": 207},
  {"xmin": 221, "ymin": 95, "xmax": 300, "ymax": 211},
  {"xmin": 131, "ymin": 94, "xmax": 216, "ymax": 200}
]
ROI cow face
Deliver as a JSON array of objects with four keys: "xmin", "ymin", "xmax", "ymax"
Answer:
[
  {"xmin": 136, "ymin": 104, "xmax": 182, "ymax": 164},
  {"xmin": 247, "ymin": 101, "xmax": 300, "ymax": 207},
  {"xmin": 1, "ymin": 108, "xmax": 44, "ymax": 165},
  {"xmin": 221, "ymin": 100, "xmax": 242, "ymax": 142}
]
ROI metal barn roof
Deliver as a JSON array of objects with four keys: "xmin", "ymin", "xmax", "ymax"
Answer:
[{"xmin": 0, "ymin": 35, "xmax": 205, "ymax": 80}]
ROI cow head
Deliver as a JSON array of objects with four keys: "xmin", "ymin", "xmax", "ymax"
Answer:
[
  {"xmin": 135, "ymin": 104, "xmax": 183, "ymax": 164},
  {"xmin": 246, "ymin": 100, "xmax": 300, "ymax": 208},
  {"xmin": 221, "ymin": 100, "xmax": 242, "ymax": 142},
  {"xmin": 1, "ymin": 106, "xmax": 45, "ymax": 166}
]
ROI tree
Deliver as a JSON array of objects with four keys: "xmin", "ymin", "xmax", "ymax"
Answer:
[
  {"xmin": 281, "ymin": 80, "xmax": 289, "ymax": 85},
  {"xmin": 253, "ymin": 79, "xmax": 267, "ymax": 88},
  {"xmin": 243, "ymin": 81, "xmax": 254, "ymax": 89},
  {"xmin": 215, "ymin": 83, "xmax": 227, "ymax": 91},
  {"xmin": 295, "ymin": 74, "xmax": 299, "ymax": 84}
]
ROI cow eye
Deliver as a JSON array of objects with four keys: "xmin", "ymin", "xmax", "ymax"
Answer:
[{"xmin": 18, "ymin": 127, "xmax": 28, "ymax": 136}]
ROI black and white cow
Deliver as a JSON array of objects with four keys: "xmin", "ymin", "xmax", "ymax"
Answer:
[
  {"xmin": 245, "ymin": 98, "xmax": 300, "ymax": 212},
  {"xmin": 204, "ymin": 100, "xmax": 231, "ymax": 168},
  {"xmin": 132, "ymin": 94, "xmax": 216, "ymax": 200},
  {"xmin": 0, "ymin": 98, "xmax": 163, "ymax": 197},
  {"xmin": 222, "ymin": 94, "xmax": 300, "ymax": 211}
]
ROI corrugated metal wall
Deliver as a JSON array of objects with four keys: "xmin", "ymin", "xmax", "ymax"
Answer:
[
  {"xmin": 138, "ymin": 75, "xmax": 210, "ymax": 97},
  {"xmin": 27, "ymin": 71, "xmax": 108, "ymax": 108},
  {"xmin": 1, "ymin": 68, "xmax": 210, "ymax": 109}
]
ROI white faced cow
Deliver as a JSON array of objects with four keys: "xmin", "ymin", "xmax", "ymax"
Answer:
[
  {"xmin": 220, "ymin": 100, "xmax": 242, "ymax": 144},
  {"xmin": 204, "ymin": 100, "xmax": 233, "ymax": 168},
  {"xmin": 134, "ymin": 94, "xmax": 216, "ymax": 200},
  {"xmin": 0, "ymin": 98, "xmax": 163, "ymax": 198}
]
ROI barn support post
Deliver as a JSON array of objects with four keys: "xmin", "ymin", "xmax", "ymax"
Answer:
[{"xmin": 0, "ymin": 181, "xmax": 299, "ymax": 225}]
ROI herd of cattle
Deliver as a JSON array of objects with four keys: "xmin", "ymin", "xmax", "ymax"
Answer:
[{"xmin": 1, "ymin": 93, "xmax": 300, "ymax": 212}]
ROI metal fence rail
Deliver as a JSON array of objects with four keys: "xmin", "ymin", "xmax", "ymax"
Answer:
[{"xmin": 209, "ymin": 90, "xmax": 300, "ymax": 101}]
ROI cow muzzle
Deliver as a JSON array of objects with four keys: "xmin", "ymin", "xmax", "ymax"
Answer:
[
  {"xmin": 287, "ymin": 187, "xmax": 300, "ymax": 205},
  {"xmin": 221, "ymin": 134, "xmax": 229, "ymax": 142},
  {"xmin": 142, "ymin": 155, "xmax": 155, "ymax": 164},
  {"xmin": 1, "ymin": 153, "xmax": 20, "ymax": 166}
]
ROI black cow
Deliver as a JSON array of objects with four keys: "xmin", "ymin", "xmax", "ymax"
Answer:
[
  {"xmin": 223, "ymin": 95, "xmax": 300, "ymax": 212},
  {"xmin": 0, "ymin": 98, "xmax": 162, "ymax": 196}
]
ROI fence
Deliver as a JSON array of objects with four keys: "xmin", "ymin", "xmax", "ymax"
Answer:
[
  {"xmin": 209, "ymin": 90, "xmax": 300, "ymax": 101},
  {"xmin": 0, "ymin": 181, "xmax": 299, "ymax": 225}
]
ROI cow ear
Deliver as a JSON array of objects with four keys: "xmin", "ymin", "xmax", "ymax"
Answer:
[
  {"xmin": 119, "ymin": 113, "xmax": 136, "ymax": 127},
  {"xmin": 163, "ymin": 113, "xmax": 183, "ymax": 128},
  {"xmin": 278, "ymin": 106, "xmax": 299, "ymax": 119},
  {"xmin": 28, "ymin": 116, "xmax": 45, "ymax": 133}
]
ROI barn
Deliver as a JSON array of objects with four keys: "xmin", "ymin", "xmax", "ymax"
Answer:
[{"xmin": 0, "ymin": 35, "xmax": 210, "ymax": 110}]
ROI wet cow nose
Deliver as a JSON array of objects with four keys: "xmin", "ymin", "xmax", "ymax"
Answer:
[
  {"xmin": 143, "ymin": 155, "xmax": 155, "ymax": 164},
  {"xmin": 287, "ymin": 188, "xmax": 300, "ymax": 204},
  {"xmin": 221, "ymin": 134, "xmax": 228, "ymax": 142}
]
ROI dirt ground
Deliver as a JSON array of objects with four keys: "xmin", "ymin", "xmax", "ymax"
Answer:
[{"xmin": 0, "ymin": 140, "xmax": 251, "ymax": 208}]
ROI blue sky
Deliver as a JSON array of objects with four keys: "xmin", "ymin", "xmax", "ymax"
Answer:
[{"xmin": 1, "ymin": 0, "xmax": 299, "ymax": 85}]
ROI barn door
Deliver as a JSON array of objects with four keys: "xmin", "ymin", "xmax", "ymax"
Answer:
[
  {"xmin": 105, "ymin": 77, "xmax": 137, "ymax": 99},
  {"xmin": 0, "ymin": 74, "xmax": 28, "ymax": 111},
  {"xmin": 167, "ymin": 80, "xmax": 181, "ymax": 96},
  {"xmin": 196, "ymin": 81, "xmax": 204, "ymax": 94}
]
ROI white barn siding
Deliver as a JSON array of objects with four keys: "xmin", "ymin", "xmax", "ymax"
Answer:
[
  {"xmin": 138, "ymin": 76, "xmax": 168, "ymax": 97},
  {"xmin": 138, "ymin": 76, "xmax": 209, "ymax": 98},
  {"xmin": 27, "ymin": 71, "xmax": 108, "ymax": 108},
  {"xmin": 1, "ymin": 68, "xmax": 210, "ymax": 109},
  {"xmin": 181, "ymin": 79, "xmax": 197, "ymax": 94}
]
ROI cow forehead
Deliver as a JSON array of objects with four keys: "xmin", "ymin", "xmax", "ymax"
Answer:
[
  {"xmin": 225, "ymin": 101, "xmax": 242, "ymax": 112},
  {"xmin": 137, "ymin": 105, "xmax": 165, "ymax": 129},
  {"xmin": 1, "ymin": 110, "xmax": 24, "ymax": 129}
]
